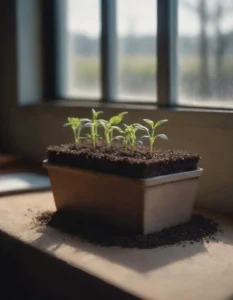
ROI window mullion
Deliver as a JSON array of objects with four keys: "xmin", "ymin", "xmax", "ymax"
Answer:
[
  {"xmin": 157, "ymin": 0, "xmax": 178, "ymax": 106},
  {"xmin": 41, "ymin": 0, "xmax": 67, "ymax": 100},
  {"xmin": 101, "ymin": 0, "xmax": 117, "ymax": 102}
]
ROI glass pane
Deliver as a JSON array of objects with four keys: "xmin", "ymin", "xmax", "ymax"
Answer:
[
  {"xmin": 179, "ymin": 0, "xmax": 233, "ymax": 108},
  {"xmin": 116, "ymin": 0, "xmax": 157, "ymax": 102},
  {"xmin": 66, "ymin": 0, "xmax": 101, "ymax": 99}
]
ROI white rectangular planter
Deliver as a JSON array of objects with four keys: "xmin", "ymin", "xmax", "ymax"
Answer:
[
  {"xmin": 44, "ymin": 161, "xmax": 203, "ymax": 234},
  {"xmin": 142, "ymin": 168, "xmax": 203, "ymax": 233}
]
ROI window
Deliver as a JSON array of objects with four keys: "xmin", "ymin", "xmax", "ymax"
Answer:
[
  {"xmin": 64, "ymin": 0, "xmax": 157, "ymax": 103},
  {"xmin": 56, "ymin": 0, "xmax": 233, "ymax": 109},
  {"xmin": 66, "ymin": 0, "xmax": 101, "ymax": 99},
  {"xmin": 179, "ymin": 0, "xmax": 233, "ymax": 108},
  {"xmin": 116, "ymin": 0, "xmax": 157, "ymax": 102}
]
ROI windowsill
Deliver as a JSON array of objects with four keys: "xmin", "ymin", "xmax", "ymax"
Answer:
[
  {"xmin": 17, "ymin": 100, "xmax": 233, "ymax": 131},
  {"xmin": 0, "ymin": 191, "xmax": 233, "ymax": 300},
  {"xmin": 20, "ymin": 99, "xmax": 233, "ymax": 114}
]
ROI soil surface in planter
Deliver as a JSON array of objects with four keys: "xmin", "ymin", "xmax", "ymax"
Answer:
[
  {"xmin": 47, "ymin": 144, "xmax": 200, "ymax": 178},
  {"xmin": 34, "ymin": 211, "xmax": 222, "ymax": 249}
]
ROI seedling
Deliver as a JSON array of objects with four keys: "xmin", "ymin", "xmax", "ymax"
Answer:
[
  {"xmin": 116, "ymin": 123, "xmax": 143, "ymax": 153},
  {"xmin": 83, "ymin": 109, "xmax": 103, "ymax": 149},
  {"xmin": 64, "ymin": 117, "xmax": 89, "ymax": 145},
  {"xmin": 100, "ymin": 112, "xmax": 128, "ymax": 149},
  {"xmin": 64, "ymin": 111, "xmax": 168, "ymax": 155},
  {"xmin": 140, "ymin": 119, "xmax": 168, "ymax": 156}
]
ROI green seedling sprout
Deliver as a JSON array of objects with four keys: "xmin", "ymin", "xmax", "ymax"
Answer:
[
  {"xmin": 140, "ymin": 119, "xmax": 168, "ymax": 156},
  {"xmin": 83, "ymin": 109, "xmax": 103, "ymax": 149},
  {"xmin": 63, "ymin": 117, "xmax": 89, "ymax": 145},
  {"xmin": 100, "ymin": 112, "xmax": 128, "ymax": 149},
  {"xmin": 115, "ymin": 124, "xmax": 132, "ymax": 152},
  {"xmin": 64, "ymin": 112, "xmax": 169, "ymax": 155},
  {"xmin": 115, "ymin": 123, "xmax": 143, "ymax": 153}
]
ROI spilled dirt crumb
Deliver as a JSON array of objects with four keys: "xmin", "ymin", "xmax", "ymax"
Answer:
[
  {"xmin": 33, "ymin": 210, "xmax": 224, "ymax": 249},
  {"xmin": 33, "ymin": 211, "xmax": 53, "ymax": 226}
]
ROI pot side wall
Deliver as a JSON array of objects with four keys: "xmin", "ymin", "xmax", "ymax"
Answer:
[{"xmin": 48, "ymin": 165, "xmax": 144, "ymax": 233}]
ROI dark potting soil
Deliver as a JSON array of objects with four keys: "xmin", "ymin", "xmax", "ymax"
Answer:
[
  {"xmin": 46, "ymin": 144, "xmax": 200, "ymax": 178},
  {"xmin": 35, "ymin": 210, "xmax": 223, "ymax": 249},
  {"xmin": 34, "ymin": 210, "xmax": 53, "ymax": 226}
]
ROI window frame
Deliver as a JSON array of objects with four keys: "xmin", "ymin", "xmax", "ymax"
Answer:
[
  {"xmin": 40, "ymin": 0, "xmax": 233, "ymax": 111},
  {"xmin": 11, "ymin": 0, "xmax": 233, "ymax": 111},
  {"xmin": 157, "ymin": 0, "xmax": 178, "ymax": 107},
  {"xmin": 41, "ymin": 0, "xmax": 178, "ymax": 107}
]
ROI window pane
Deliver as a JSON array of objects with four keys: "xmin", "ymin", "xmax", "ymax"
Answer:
[
  {"xmin": 116, "ymin": 0, "xmax": 157, "ymax": 102},
  {"xmin": 66, "ymin": 0, "xmax": 101, "ymax": 99},
  {"xmin": 179, "ymin": 0, "xmax": 233, "ymax": 108}
]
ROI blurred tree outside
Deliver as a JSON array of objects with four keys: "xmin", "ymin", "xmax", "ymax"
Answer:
[{"xmin": 181, "ymin": 0, "xmax": 233, "ymax": 101}]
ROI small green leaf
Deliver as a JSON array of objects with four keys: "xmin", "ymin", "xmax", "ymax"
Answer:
[
  {"xmin": 141, "ymin": 135, "xmax": 150, "ymax": 139},
  {"xmin": 80, "ymin": 118, "xmax": 91, "ymax": 122},
  {"xmin": 109, "ymin": 116, "xmax": 120, "ymax": 125},
  {"xmin": 111, "ymin": 126, "xmax": 122, "ymax": 132},
  {"xmin": 143, "ymin": 119, "xmax": 154, "ymax": 127},
  {"xmin": 92, "ymin": 110, "xmax": 103, "ymax": 120},
  {"xmin": 83, "ymin": 122, "xmax": 92, "ymax": 128},
  {"xmin": 154, "ymin": 119, "xmax": 168, "ymax": 129},
  {"xmin": 63, "ymin": 123, "xmax": 71, "ymax": 127},
  {"xmin": 134, "ymin": 124, "xmax": 149, "ymax": 132},
  {"xmin": 109, "ymin": 112, "xmax": 128, "ymax": 124},
  {"xmin": 156, "ymin": 134, "xmax": 168, "ymax": 140}
]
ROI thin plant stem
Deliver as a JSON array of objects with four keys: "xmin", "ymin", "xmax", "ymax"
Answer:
[
  {"xmin": 73, "ymin": 129, "xmax": 78, "ymax": 145},
  {"xmin": 91, "ymin": 126, "xmax": 96, "ymax": 149},
  {"xmin": 124, "ymin": 141, "xmax": 128, "ymax": 152},
  {"xmin": 150, "ymin": 140, "xmax": 153, "ymax": 156}
]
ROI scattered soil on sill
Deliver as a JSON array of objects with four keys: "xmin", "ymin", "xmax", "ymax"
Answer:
[
  {"xmin": 34, "ymin": 210, "xmax": 223, "ymax": 249},
  {"xmin": 46, "ymin": 144, "xmax": 200, "ymax": 178},
  {"xmin": 34, "ymin": 210, "xmax": 53, "ymax": 226}
]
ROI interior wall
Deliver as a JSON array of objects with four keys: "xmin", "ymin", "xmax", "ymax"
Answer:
[
  {"xmin": 0, "ymin": 1, "xmax": 233, "ymax": 216},
  {"xmin": 0, "ymin": 0, "xmax": 18, "ymax": 152}
]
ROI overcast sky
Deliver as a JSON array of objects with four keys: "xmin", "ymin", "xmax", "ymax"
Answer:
[{"xmin": 67, "ymin": 0, "xmax": 233, "ymax": 37}]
